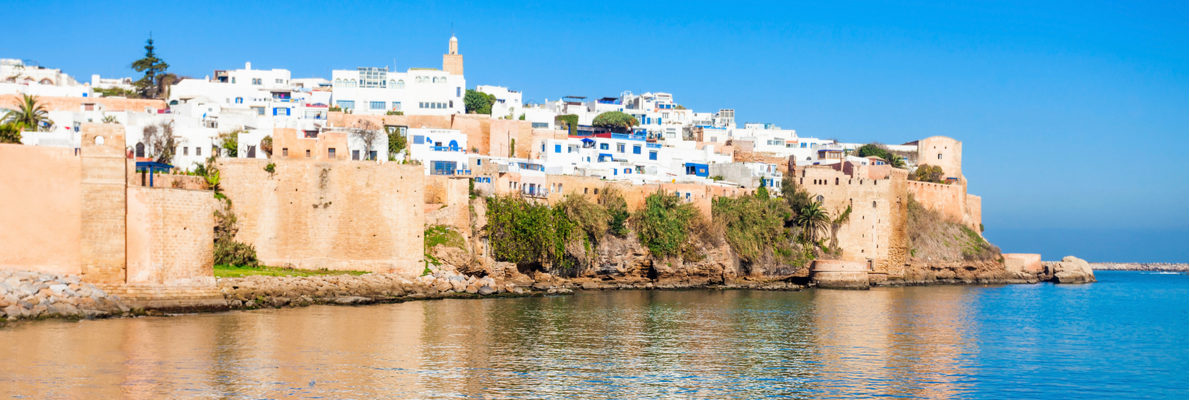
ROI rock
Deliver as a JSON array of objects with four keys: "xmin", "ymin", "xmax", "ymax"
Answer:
[
  {"xmin": 3, "ymin": 304, "xmax": 23, "ymax": 319},
  {"xmin": 477, "ymin": 285, "xmax": 496, "ymax": 295},
  {"xmin": 333, "ymin": 296, "xmax": 370, "ymax": 305},
  {"xmin": 1048, "ymin": 256, "xmax": 1096, "ymax": 284}
]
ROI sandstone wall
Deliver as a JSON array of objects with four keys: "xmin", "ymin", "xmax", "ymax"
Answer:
[
  {"xmin": 907, "ymin": 180, "xmax": 980, "ymax": 231},
  {"xmin": 0, "ymin": 123, "xmax": 214, "ymax": 288},
  {"xmin": 0, "ymin": 144, "xmax": 82, "ymax": 276},
  {"xmin": 425, "ymin": 175, "xmax": 473, "ymax": 240},
  {"xmin": 218, "ymin": 159, "xmax": 425, "ymax": 275},
  {"xmin": 126, "ymin": 187, "xmax": 216, "ymax": 286},
  {"xmin": 272, "ymin": 128, "xmax": 349, "ymax": 160},
  {"xmin": 1003, "ymin": 253, "xmax": 1042, "ymax": 274},
  {"xmin": 1, "ymin": 95, "xmax": 165, "ymax": 113},
  {"xmin": 80, "ymin": 124, "xmax": 129, "ymax": 283},
  {"xmin": 794, "ymin": 166, "xmax": 909, "ymax": 273},
  {"xmin": 916, "ymin": 136, "xmax": 962, "ymax": 179}
]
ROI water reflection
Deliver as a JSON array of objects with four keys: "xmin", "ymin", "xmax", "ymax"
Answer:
[{"xmin": 0, "ymin": 287, "xmax": 1073, "ymax": 398}]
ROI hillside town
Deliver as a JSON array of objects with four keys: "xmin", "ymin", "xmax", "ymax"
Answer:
[
  {"xmin": 1, "ymin": 36, "xmax": 960, "ymax": 190},
  {"xmin": 0, "ymin": 35, "xmax": 1083, "ymax": 320}
]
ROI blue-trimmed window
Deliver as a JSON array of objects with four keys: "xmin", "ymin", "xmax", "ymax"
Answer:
[
  {"xmin": 370, "ymin": 101, "xmax": 385, "ymax": 110},
  {"xmin": 599, "ymin": 143, "xmax": 609, "ymax": 150},
  {"xmin": 649, "ymin": 151, "xmax": 657, "ymax": 160},
  {"xmin": 412, "ymin": 135, "xmax": 424, "ymax": 145},
  {"xmin": 617, "ymin": 143, "xmax": 625, "ymax": 153},
  {"xmin": 632, "ymin": 145, "xmax": 641, "ymax": 154},
  {"xmin": 554, "ymin": 144, "xmax": 562, "ymax": 153},
  {"xmin": 336, "ymin": 100, "xmax": 355, "ymax": 109}
]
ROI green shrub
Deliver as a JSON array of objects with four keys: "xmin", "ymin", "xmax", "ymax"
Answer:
[
  {"xmin": 600, "ymin": 187, "xmax": 630, "ymax": 237},
  {"xmin": 713, "ymin": 194, "xmax": 793, "ymax": 263},
  {"xmin": 0, "ymin": 123, "xmax": 21, "ymax": 144},
  {"xmin": 633, "ymin": 191, "xmax": 698, "ymax": 258},
  {"xmin": 424, "ymin": 225, "xmax": 465, "ymax": 251},
  {"xmin": 263, "ymin": 162, "xmax": 275, "ymax": 174}
]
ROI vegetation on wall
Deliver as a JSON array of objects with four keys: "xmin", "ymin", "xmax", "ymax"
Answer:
[
  {"xmin": 218, "ymin": 130, "xmax": 240, "ymax": 158},
  {"xmin": 259, "ymin": 135, "xmax": 273, "ymax": 157},
  {"xmin": 198, "ymin": 155, "xmax": 260, "ymax": 268},
  {"xmin": 555, "ymin": 114, "xmax": 578, "ymax": 135},
  {"xmin": 907, "ymin": 194, "xmax": 998, "ymax": 262},
  {"xmin": 632, "ymin": 191, "xmax": 700, "ymax": 258},
  {"xmin": 592, "ymin": 111, "xmax": 639, "ymax": 133},
  {"xmin": 386, "ymin": 126, "xmax": 407, "ymax": 160},
  {"xmin": 464, "ymin": 89, "xmax": 496, "ymax": 114},
  {"xmin": 93, "ymin": 87, "xmax": 139, "ymax": 98}
]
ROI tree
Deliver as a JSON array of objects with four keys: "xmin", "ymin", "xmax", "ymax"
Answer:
[
  {"xmin": 386, "ymin": 125, "xmax": 407, "ymax": 159},
  {"xmin": 218, "ymin": 130, "xmax": 240, "ymax": 157},
  {"xmin": 132, "ymin": 37, "xmax": 169, "ymax": 99},
  {"xmin": 464, "ymin": 89, "xmax": 495, "ymax": 114},
  {"xmin": 756, "ymin": 177, "xmax": 769, "ymax": 199},
  {"xmin": 794, "ymin": 201, "xmax": 830, "ymax": 244},
  {"xmin": 101, "ymin": 115, "xmax": 119, "ymax": 124},
  {"xmin": 592, "ymin": 111, "xmax": 638, "ymax": 133},
  {"xmin": 154, "ymin": 72, "xmax": 181, "ymax": 100},
  {"xmin": 351, "ymin": 119, "xmax": 381, "ymax": 160},
  {"xmin": 259, "ymin": 135, "xmax": 273, "ymax": 157},
  {"xmin": 141, "ymin": 122, "xmax": 179, "ymax": 164},
  {"xmin": 4, "ymin": 94, "xmax": 51, "ymax": 131},
  {"xmin": 912, "ymin": 164, "xmax": 946, "ymax": 183},
  {"xmin": 0, "ymin": 122, "xmax": 21, "ymax": 144},
  {"xmin": 856, "ymin": 143, "xmax": 906, "ymax": 168}
]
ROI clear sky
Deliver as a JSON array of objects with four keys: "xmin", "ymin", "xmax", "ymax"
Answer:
[{"xmin": 3, "ymin": 1, "xmax": 1186, "ymax": 262}]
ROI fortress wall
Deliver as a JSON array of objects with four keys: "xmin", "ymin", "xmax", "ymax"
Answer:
[
  {"xmin": 126, "ymin": 187, "xmax": 215, "ymax": 286},
  {"xmin": 916, "ymin": 136, "xmax": 962, "ymax": 179},
  {"xmin": 0, "ymin": 95, "xmax": 166, "ymax": 113},
  {"xmin": 965, "ymin": 193, "xmax": 982, "ymax": 231},
  {"xmin": 795, "ymin": 166, "xmax": 908, "ymax": 272},
  {"xmin": 425, "ymin": 175, "xmax": 473, "ymax": 240},
  {"xmin": 907, "ymin": 180, "xmax": 966, "ymax": 223},
  {"xmin": 218, "ymin": 159, "xmax": 425, "ymax": 275},
  {"xmin": 0, "ymin": 144, "xmax": 83, "ymax": 276}
]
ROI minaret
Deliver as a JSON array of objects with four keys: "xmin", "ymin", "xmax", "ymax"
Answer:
[{"xmin": 442, "ymin": 34, "xmax": 464, "ymax": 76}]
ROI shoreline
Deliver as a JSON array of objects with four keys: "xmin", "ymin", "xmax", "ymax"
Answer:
[{"xmin": 0, "ymin": 266, "xmax": 1079, "ymax": 324}]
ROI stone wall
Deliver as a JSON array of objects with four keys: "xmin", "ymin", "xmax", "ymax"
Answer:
[
  {"xmin": 916, "ymin": 136, "xmax": 962, "ymax": 179},
  {"xmin": 0, "ymin": 144, "xmax": 82, "ymax": 276},
  {"xmin": 0, "ymin": 95, "xmax": 165, "ymax": 113},
  {"xmin": 126, "ymin": 187, "xmax": 216, "ymax": 286},
  {"xmin": 0, "ymin": 123, "xmax": 215, "ymax": 289},
  {"xmin": 425, "ymin": 175, "xmax": 473, "ymax": 240},
  {"xmin": 793, "ymin": 165, "xmax": 909, "ymax": 274},
  {"xmin": 218, "ymin": 159, "xmax": 425, "ymax": 275},
  {"xmin": 1003, "ymin": 253, "xmax": 1042, "ymax": 274},
  {"xmin": 907, "ymin": 180, "xmax": 981, "ymax": 231}
]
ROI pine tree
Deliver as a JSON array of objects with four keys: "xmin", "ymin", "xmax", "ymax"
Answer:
[{"xmin": 132, "ymin": 37, "xmax": 169, "ymax": 98}]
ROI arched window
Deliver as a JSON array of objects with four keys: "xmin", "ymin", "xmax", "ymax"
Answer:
[
  {"xmin": 815, "ymin": 195, "xmax": 824, "ymax": 203},
  {"xmin": 448, "ymin": 140, "xmax": 459, "ymax": 151},
  {"xmin": 135, "ymin": 143, "xmax": 145, "ymax": 157}
]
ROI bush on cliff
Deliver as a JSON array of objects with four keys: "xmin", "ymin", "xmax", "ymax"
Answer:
[
  {"xmin": 485, "ymin": 195, "xmax": 576, "ymax": 275},
  {"xmin": 907, "ymin": 195, "xmax": 999, "ymax": 262},
  {"xmin": 632, "ymin": 191, "xmax": 701, "ymax": 259},
  {"xmin": 712, "ymin": 194, "xmax": 792, "ymax": 263},
  {"xmin": 214, "ymin": 199, "xmax": 259, "ymax": 268},
  {"xmin": 599, "ymin": 187, "xmax": 630, "ymax": 238}
]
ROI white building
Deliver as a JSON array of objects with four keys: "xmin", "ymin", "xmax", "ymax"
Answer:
[
  {"xmin": 407, "ymin": 128, "xmax": 470, "ymax": 175},
  {"xmin": 330, "ymin": 36, "xmax": 466, "ymax": 116},
  {"xmin": 477, "ymin": 85, "xmax": 523, "ymax": 119}
]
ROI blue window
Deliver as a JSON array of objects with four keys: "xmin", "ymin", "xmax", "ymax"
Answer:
[
  {"xmin": 633, "ymin": 145, "xmax": 641, "ymax": 154},
  {"xmin": 599, "ymin": 143, "xmax": 609, "ymax": 150},
  {"xmin": 370, "ymin": 101, "xmax": 385, "ymax": 110},
  {"xmin": 392, "ymin": 101, "xmax": 401, "ymax": 110},
  {"xmin": 430, "ymin": 161, "xmax": 457, "ymax": 175},
  {"xmin": 456, "ymin": 87, "xmax": 461, "ymax": 97},
  {"xmin": 649, "ymin": 151, "xmax": 657, "ymax": 160},
  {"xmin": 476, "ymin": 159, "xmax": 482, "ymax": 166},
  {"xmin": 554, "ymin": 144, "xmax": 562, "ymax": 153},
  {"xmin": 336, "ymin": 100, "xmax": 355, "ymax": 109},
  {"xmin": 234, "ymin": 97, "xmax": 243, "ymax": 104},
  {"xmin": 617, "ymin": 144, "xmax": 625, "ymax": 153},
  {"xmin": 272, "ymin": 107, "xmax": 290, "ymax": 116},
  {"xmin": 412, "ymin": 135, "xmax": 425, "ymax": 145}
]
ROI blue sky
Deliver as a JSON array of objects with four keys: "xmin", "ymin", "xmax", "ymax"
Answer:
[{"xmin": 3, "ymin": 1, "xmax": 1186, "ymax": 261}]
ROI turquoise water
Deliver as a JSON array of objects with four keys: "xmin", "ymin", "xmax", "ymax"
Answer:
[{"xmin": 0, "ymin": 271, "xmax": 1185, "ymax": 398}]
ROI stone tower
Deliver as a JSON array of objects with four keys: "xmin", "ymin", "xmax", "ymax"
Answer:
[
  {"xmin": 79, "ymin": 123, "xmax": 128, "ymax": 283},
  {"xmin": 442, "ymin": 35, "xmax": 464, "ymax": 76}
]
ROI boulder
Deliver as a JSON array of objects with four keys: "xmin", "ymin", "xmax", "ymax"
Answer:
[{"xmin": 1048, "ymin": 256, "xmax": 1096, "ymax": 284}]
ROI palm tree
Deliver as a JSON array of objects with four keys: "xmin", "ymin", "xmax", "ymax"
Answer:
[
  {"xmin": 4, "ymin": 94, "xmax": 51, "ymax": 131},
  {"xmin": 888, "ymin": 155, "xmax": 906, "ymax": 168},
  {"xmin": 795, "ymin": 201, "xmax": 830, "ymax": 244}
]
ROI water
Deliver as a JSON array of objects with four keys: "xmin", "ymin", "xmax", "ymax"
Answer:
[{"xmin": 0, "ymin": 271, "xmax": 1185, "ymax": 399}]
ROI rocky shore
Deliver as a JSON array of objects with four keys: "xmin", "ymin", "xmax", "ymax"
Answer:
[
  {"xmin": 0, "ymin": 270, "xmax": 129, "ymax": 321},
  {"xmin": 2, "ymin": 255, "xmax": 1097, "ymax": 323},
  {"xmin": 1090, "ymin": 262, "xmax": 1188, "ymax": 272}
]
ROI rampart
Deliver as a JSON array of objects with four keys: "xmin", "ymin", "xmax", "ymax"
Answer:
[
  {"xmin": 793, "ymin": 164, "xmax": 909, "ymax": 276},
  {"xmin": 0, "ymin": 123, "xmax": 215, "ymax": 292},
  {"xmin": 217, "ymin": 159, "xmax": 425, "ymax": 275},
  {"xmin": 906, "ymin": 180, "xmax": 982, "ymax": 230}
]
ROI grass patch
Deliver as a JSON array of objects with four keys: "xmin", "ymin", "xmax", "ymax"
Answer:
[
  {"xmin": 214, "ymin": 264, "xmax": 368, "ymax": 278},
  {"xmin": 907, "ymin": 195, "xmax": 999, "ymax": 262},
  {"xmin": 424, "ymin": 225, "xmax": 466, "ymax": 251}
]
